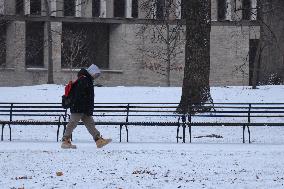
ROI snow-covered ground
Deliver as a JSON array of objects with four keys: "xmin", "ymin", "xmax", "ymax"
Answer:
[{"xmin": 0, "ymin": 85, "xmax": 284, "ymax": 189}]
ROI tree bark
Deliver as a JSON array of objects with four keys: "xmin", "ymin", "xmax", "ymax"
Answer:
[
  {"xmin": 257, "ymin": 0, "xmax": 284, "ymax": 84},
  {"xmin": 178, "ymin": 0, "xmax": 211, "ymax": 113},
  {"xmin": 166, "ymin": 23, "xmax": 171, "ymax": 86}
]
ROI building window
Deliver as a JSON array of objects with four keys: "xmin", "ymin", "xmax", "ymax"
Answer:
[
  {"xmin": 64, "ymin": 0, "xmax": 75, "ymax": 16},
  {"xmin": 26, "ymin": 22, "xmax": 44, "ymax": 68},
  {"xmin": 114, "ymin": 0, "xmax": 125, "ymax": 17},
  {"xmin": 132, "ymin": 0, "xmax": 138, "ymax": 18},
  {"xmin": 218, "ymin": 0, "xmax": 226, "ymax": 21},
  {"xmin": 0, "ymin": 22, "xmax": 6, "ymax": 67},
  {"xmin": 61, "ymin": 23, "xmax": 109, "ymax": 69},
  {"xmin": 92, "ymin": 0, "xmax": 100, "ymax": 17},
  {"xmin": 156, "ymin": 0, "xmax": 165, "ymax": 19},
  {"xmin": 16, "ymin": 0, "xmax": 24, "ymax": 15},
  {"xmin": 249, "ymin": 39, "xmax": 259, "ymax": 86},
  {"xmin": 181, "ymin": 0, "xmax": 186, "ymax": 19},
  {"xmin": 30, "ymin": 0, "xmax": 41, "ymax": 15},
  {"xmin": 243, "ymin": 0, "xmax": 252, "ymax": 20}
]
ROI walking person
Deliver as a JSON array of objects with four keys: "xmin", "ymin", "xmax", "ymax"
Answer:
[{"xmin": 61, "ymin": 64, "xmax": 112, "ymax": 149}]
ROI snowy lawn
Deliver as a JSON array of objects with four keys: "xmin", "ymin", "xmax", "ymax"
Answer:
[{"xmin": 0, "ymin": 85, "xmax": 284, "ymax": 189}]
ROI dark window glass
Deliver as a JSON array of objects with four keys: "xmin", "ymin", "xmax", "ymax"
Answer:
[
  {"xmin": 62, "ymin": 23, "xmax": 109, "ymax": 69},
  {"xmin": 64, "ymin": 0, "xmax": 75, "ymax": 16},
  {"xmin": 218, "ymin": 0, "xmax": 226, "ymax": 21},
  {"xmin": 16, "ymin": 0, "xmax": 24, "ymax": 15},
  {"xmin": 181, "ymin": 0, "xmax": 186, "ymax": 19},
  {"xmin": 114, "ymin": 0, "xmax": 125, "ymax": 17},
  {"xmin": 26, "ymin": 22, "xmax": 44, "ymax": 68},
  {"xmin": 249, "ymin": 39, "xmax": 259, "ymax": 85},
  {"xmin": 132, "ymin": 0, "xmax": 138, "ymax": 18},
  {"xmin": 156, "ymin": 0, "xmax": 165, "ymax": 19},
  {"xmin": 30, "ymin": 0, "xmax": 41, "ymax": 15},
  {"xmin": 92, "ymin": 0, "xmax": 100, "ymax": 17},
  {"xmin": 0, "ymin": 22, "xmax": 6, "ymax": 67},
  {"xmin": 243, "ymin": 0, "xmax": 252, "ymax": 20}
]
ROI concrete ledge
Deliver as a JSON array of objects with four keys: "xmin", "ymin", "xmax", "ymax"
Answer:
[
  {"xmin": 61, "ymin": 68, "xmax": 81, "ymax": 72},
  {"xmin": 0, "ymin": 67, "xmax": 15, "ymax": 71},
  {"xmin": 61, "ymin": 68, "xmax": 123, "ymax": 74},
  {"xmin": 26, "ymin": 68, "xmax": 48, "ymax": 71},
  {"xmin": 102, "ymin": 69, "xmax": 123, "ymax": 74},
  {"xmin": 0, "ymin": 15, "xmax": 260, "ymax": 26}
]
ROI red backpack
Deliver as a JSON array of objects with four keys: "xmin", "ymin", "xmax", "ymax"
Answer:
[{"xmin": 61, "ymin": 76, "xmax": 84, "ymax": 109}]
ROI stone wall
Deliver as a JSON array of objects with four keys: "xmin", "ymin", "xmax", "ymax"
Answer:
[
  {"xmin": 0, "ymin": 22, "xmax": 260, "ymax": 87},
  {"xmin": 0, "ymin": 0, "xmax": 260, "ymax": 87}
]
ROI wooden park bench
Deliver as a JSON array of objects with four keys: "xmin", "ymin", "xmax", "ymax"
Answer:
[
  {"xmin": 0, "ymin": 103, "xmax": 184, "ymax": 142},
  {"xmin": 0, "ymin": 103, "xmax": 68, "ymax": 141},
  {"xmin": 1, "ymin": 102, "xmax": 284, "ymax": 143},
  {"xmin": 184, "ymin": 103, "xmax": 284, "ymax": 143}
]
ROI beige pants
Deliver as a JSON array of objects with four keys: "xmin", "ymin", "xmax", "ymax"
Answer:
[{"xmin": 62, "ymin": 113, "xmax": 100, "ymax": 141}]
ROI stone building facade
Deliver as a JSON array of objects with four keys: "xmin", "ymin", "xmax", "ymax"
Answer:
[{"xmin": 0, "ymin": 0, "xmax": 259, "ymax": 87}]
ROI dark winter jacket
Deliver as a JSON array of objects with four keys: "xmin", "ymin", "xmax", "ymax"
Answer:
[{"xmin": 70, "ymin": 68, "xmax": 94, "ymax": 116}]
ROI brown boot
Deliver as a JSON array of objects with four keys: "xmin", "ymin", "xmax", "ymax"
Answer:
[
  {"xmin": 61, "ymin": 138, "xmax": 77, "ymax": 149},
  {"xmin": 96, "ymin": 137, "xmax": 112, "ymax": 148}
]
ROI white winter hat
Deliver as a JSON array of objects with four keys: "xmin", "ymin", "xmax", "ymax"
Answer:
[{"xmin": 87, "ymin": 64, "xmax": 101, "ymax": 76}]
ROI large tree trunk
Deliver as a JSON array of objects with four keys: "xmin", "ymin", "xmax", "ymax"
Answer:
[
  {"xmin": 178, "ymin": 0, "xmax": 211, "ymax": 113},
  {"xmin": 255, "ymin": 0, "xmax": 284, "ymax": 85}
]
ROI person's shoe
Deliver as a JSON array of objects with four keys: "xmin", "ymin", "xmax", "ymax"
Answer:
[
  {"xmin": 96, "ymin": 137, "xmax": 112, "ymax": 148},
  {"xmin": 61, "ymin": 138, "xmax": 77, "ymax": 149}
]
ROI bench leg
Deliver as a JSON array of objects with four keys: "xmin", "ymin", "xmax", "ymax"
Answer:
[
  {"xmin": 119, "ymin": 125, "xmax": 122, "ymax": 142},
  {"xmin": 181, "ymin": 115, "xmax": 187, "ymax": 143},
  {"xmin": 118, "ymin": 125, "xmax": 129, "ymax": 142},
  {"xmin": 1, "ymin": 124, "xmax": 11, "ymax": 141},
  {"xmin": 126, "ymin": 125, "xmax": 129, "ymax": 143},
  {"xmin": 8, "ymin": 124, "xmax": 11, "ymax": 141},
  {"xmin": 57, "ymin": 125, "xmax": 60, "ymax": 142},
  {"xmin": 176, "ymin": 125, "xmax": 180, "ymax": 143},
  {"xmin": 56, "ymin": 123, "xmax": 66, "ymax": 142},
  {"xmin": 243, "ymin": 125, "xmax": 245, "ymax": 143},
  {"xmin": 119, "ymin": 124, "xmax": 128, "ymax": 142},
  {"xmin": 63, "ymin": 125, "xmax": 66, "ymax": 136},
  {"xmin": 182, "ymin": 125, "xmax": 186, "ymax": 143},
  {"xmin": 188, "ymin": 124, "xmax": 192, "ymax": 143},
  {"xmin": 1, "ymin": 124, "xmax": 4, "ymax": 141},
  {"xmin": 247, "ymin": 126, "xmax": 251, "ymax": 143}
]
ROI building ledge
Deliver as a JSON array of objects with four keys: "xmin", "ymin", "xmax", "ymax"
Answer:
[
  {"xmin": 61, "ymin": 68, "xmax": 81, "ymax": 72},
  {"xmin": 26, "ymin": 67, "xmax": 47, "ymax": 71},
  {"xmin": 0, "ymin": 15, "xmax": 260, "ymax": 26},
  {"xmin": 102, "ymin": 69, "xmax": 123, "ymax": 74},
  {"xmin": 0, "ymin": 67, "xmax": 15, "ymax": 71},
  {"xmin": 61, "ymin": 68, "xmax": 123, "ymax": 74}
]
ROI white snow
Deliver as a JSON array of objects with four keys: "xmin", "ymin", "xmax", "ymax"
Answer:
[{"xmin": 1, "ymin": 85, "xmax": 284, "ymax": 189}]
